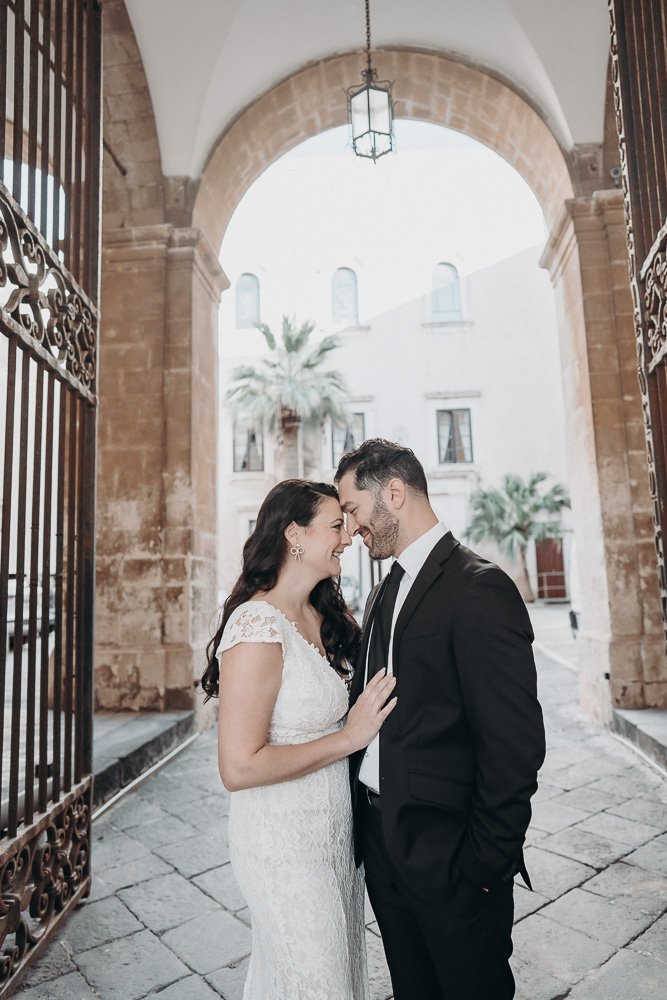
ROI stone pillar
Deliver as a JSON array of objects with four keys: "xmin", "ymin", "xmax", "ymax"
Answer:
[
  {"xmin": 541, "ymin": 189, "xmax": 665, "ymax": 722},
  {"xmin": 96, "ymin": 224, "xmax": 228, "ymax": 712}
]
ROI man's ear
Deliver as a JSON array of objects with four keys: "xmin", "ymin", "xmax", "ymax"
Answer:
[{"xmin": 385, "ymin": 478, "xmax": 406, "ymax": 510}]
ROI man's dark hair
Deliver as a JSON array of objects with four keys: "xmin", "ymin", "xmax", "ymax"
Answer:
[{"xmin": 334, "ymin": 438, "xmax": 429, "ymax": 498}]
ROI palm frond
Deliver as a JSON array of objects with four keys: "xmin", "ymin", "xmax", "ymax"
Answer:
[{"xmin": 465, "ymin": 472, "xmax": 569, "ymax": 558}]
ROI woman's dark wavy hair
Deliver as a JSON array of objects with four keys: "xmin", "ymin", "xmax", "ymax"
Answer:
[{"xmin": 201, "ymin": 479, "xmax": 361, "ymax": 700}]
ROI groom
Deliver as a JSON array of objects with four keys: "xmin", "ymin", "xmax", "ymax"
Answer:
[{"xmin": 336, "ymin": 439, "xmax": 545, "ymax": 1000}]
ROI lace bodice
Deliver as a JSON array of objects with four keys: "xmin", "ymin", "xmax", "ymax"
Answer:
[
  {"xmin": 220, "ymin": 600, "xmax": 368, "ymax": 1000},
  {"xmin": 220, "ymin": 601, "xmax": 350, "ymax": 745}
]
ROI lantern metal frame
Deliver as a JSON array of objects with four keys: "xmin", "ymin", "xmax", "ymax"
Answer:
[{"xmin": 345, "ymin": 0, "xmax": 395, "ymax": 163}]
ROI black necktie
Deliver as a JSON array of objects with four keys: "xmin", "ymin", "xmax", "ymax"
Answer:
[{"xmin": 367, "ymin": 561, "xmax": 406, "ymax": 681}]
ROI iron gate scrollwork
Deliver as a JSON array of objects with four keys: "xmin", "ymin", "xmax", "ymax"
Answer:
[
  {"xmin": 0, "ymin": 0, "xmax": 100, "ymax": 992},
  {"xmin": 609, "ymin": 0, "xmax": 667, "ymax": 652}
]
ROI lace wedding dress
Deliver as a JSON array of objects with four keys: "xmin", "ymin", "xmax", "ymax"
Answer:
[{"xmin": 220, "ymin": 601, "xmax": 369, "ymax": 1000}]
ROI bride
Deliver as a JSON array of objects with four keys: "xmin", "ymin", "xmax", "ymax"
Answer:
[{"xmin": 201, "ymin": 479, "xmax": 396, "ymax": 1000}]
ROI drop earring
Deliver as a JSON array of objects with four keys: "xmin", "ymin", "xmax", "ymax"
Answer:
[{"xmin": 290, "ymin": 543, "xmax": 304, "ymax": 562}]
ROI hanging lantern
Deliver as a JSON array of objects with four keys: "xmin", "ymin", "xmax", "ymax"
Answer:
[{"xmin": 345, "ymin": 0, "xmax": 394, "ymax": 162}]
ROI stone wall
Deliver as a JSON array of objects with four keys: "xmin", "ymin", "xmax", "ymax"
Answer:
[
  {"xmin": 97, "ymin": 1, "xmax": 227, "ymax": 713},
  {"xmin": 541, "ymin": 191, "xmax": 664, "ymax": 721}
]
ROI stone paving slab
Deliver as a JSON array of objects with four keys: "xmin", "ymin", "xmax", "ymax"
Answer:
[
  {"xmin": 574, "ymin": 810, "xmax": 661, "ymax": 847},
  {"xmin": 623, "ymin": 838, "xmax": 667, "ymax": 877},
  {"xmin": 60, "ymin": 896, "xmax": 144, "ymax": 954},
  {"xmin": 629, "ymin": 910, "xmax": 667, "ymax": 962},
  {"xmin": 568, "ymin": 947, "xmax": 667, "ymax": 999},
  {"xmin": 161, "ymin": 909, "xmax": 252, "ymax": 976},
  {"xmin": 539, "ymin": 886, "xmax": 655, "ymax": 948},
  {"xmin": 192, "ymin": 862, "xmax": 248, "ymax": 911},
  {"xmin": 535, "ymin": 825, "xmax": 632, "ymax": 869},
  {"xmin": 14, "ymin": 970, "xmax": 99, "ymax": 1000},
  {"xmin": 75, "ymin": 929, "xmax": 191, "ymax": 1000},
  {"xmin": 204, "ymin": 957, "xmax": 250, "ymax": 1000},
  {"xmin": 118, "ymin": 871, "xmax": 219, "ymax": 934},
  {"xmin": 512, "ymin": 912, "xmax": 616, "ymax": 985},
  {"xmin": 511, "ymin": 956, "xmax": 569, "ymax": 1000},
  {"xmin": 522, "ymin": 844, "xmax": 596, "ymax": 900},
  {"xmin": 155, "ymin": 975, "xmax": 221, "ymax": 999},
  {"xmin": 153, "ymin": 831, "xmax": 231, "ymax": 878},
  {"xmin": 583, "ymin": 860, "xmax": 667, "ymax": 916}
]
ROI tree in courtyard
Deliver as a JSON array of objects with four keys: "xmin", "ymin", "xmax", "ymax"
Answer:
[
  {"xmin": 465, "ymin": 472, "xmax": 570, "ymax": 602},
  {"xmin": 226, "ymin": 316, "xmax": 349, "ymax": 479}
]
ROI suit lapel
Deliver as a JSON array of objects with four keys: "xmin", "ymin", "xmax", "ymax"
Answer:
[{"xmin": 392, "ymin": 532, "xmax": 460, "ymax": 672}]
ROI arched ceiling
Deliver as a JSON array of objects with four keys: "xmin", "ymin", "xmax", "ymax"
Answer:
[{"xmin": 124, "ymin": 0, "xmax": 610, "ymax": 179}]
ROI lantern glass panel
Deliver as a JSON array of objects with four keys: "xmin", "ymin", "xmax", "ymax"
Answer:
[
  {"xmin": 350, "ymin": 89, "xmax": 371, "ymax": 142},
  {"xmin": 368, "ymin": 87, "xmax": 391, "ymax": 134}
]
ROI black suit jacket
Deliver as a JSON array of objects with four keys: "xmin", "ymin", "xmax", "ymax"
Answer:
[{"xmin": 349, "ymin": 532, "xmax": 546, "ymax": 901}]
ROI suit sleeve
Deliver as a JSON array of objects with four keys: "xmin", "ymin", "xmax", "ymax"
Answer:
[{"xmin": 451, "ymin": 567, "xmax": 546, "ymax": 888}]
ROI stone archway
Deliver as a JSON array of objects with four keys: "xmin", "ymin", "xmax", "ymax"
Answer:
[
  {"xmin": 193, "ymin": 50, "xmax": 663, "ymax": 723},
  {"xmin": 193, "ymin": 50, "xmax": 573, "ymax": 250},
  {"xmin": 99, "ymin": 21, "xmax": 663, "ymax": 722}
]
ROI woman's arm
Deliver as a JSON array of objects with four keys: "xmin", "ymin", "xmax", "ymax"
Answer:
[{"xmin": 218, "ymin": 641, "xmax": 396, "ymax": 791}]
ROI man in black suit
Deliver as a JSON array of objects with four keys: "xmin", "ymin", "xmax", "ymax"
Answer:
[{"xmin": 335, "ymin": 439, "xmax": 545, "ymax": 1000}]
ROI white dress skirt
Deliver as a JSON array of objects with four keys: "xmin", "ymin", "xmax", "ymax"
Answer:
[{"xmin": 220, "ymin": 601, "xmax": 369, "ymax": 1000}]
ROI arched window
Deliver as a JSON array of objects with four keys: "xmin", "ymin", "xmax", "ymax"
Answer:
[
  {"xmin": 331, "ymin": 267, "xmax": 359, "ymax": 325},
  {"xmin": 235, "ymin": 273, "xmax": 260, "ymax": 328},
  {"xmin": 431, "ymin": 263, "xmax": 461, "ymax": 322}
]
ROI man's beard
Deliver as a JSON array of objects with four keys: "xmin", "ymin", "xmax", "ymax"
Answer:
[{"xmin": 367, "ymin": 494, "xmax": 400, "ymax": 560}]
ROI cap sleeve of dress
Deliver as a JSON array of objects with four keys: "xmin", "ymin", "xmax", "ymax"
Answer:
[{"xmin": 219, "ymin": 603, "xmax": 285, "ymax": 654}]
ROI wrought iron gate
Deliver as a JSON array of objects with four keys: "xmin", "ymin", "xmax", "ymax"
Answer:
[
  {"xmin": 0, "ymin": 0, "xmax": 100, "ymax": 991},
  {"xmin": 609, "ymin": 0, "xmax": 667, "ymax": 653}
]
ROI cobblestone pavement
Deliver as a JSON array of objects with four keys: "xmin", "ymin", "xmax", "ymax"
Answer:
[{"xmin": 15, "ymin": 615, "xmax": 667, "ymax": 999}]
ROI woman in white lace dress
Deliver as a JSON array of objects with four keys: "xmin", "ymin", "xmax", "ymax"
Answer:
[{"xmin": 201, "ymin": 480, "xmax": 397, "ymax": 1000}]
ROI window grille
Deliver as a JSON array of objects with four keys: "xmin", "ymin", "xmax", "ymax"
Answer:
[
  {"xmin": 431, "ymin": 263, "xmax": 462, "ymax": 322},
  {"xmin": 331, "ymin": 268, "xmax": 359, "ymax": 325},
  {"xmin": 332, "ymin": 412, "xmax": 365, "ymax": 467},
  {"xmin": 235, "ymin": 273, "xmax": 260, "ymax": 328},
  {"xmin": 437, "ymin": 409, "xmax": 473, "ymax": 463}
]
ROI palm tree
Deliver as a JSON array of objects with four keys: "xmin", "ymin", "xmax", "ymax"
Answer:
[
  {"xmin": 465, "ymin": 472, "xmax": 570, "ymax": 602},
  {"xmin": 226, "ymin": 316, "xmax": 349, "ymax": 479}
]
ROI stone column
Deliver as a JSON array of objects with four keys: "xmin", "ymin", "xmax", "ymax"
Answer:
[
  {"xmin": 541, "ymin": 189, "xmax": 665, "ymax": 722},
  {"xmin": 96, "ymin": 224, "xmax": 228, "ymax": 713}
]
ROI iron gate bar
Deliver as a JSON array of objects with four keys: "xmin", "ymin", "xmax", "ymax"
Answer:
[
  {"xmin": 84, "ymin": 0, "xmax": 100, "ymax": 296},
  {"xmin": 39, "ymin": 0, "xmax": 51, "ymax": 239},
  {"xmin": 0, "ymin": 340, "xmax": 17, "ymax": 804},
  {"xmin": 52, "ymin": 0, "xmax": 63, "ymax": 261},
  {"xmin": 74, "ymin": 394, "xmax": 84, "ymax": 784},
  {"xmin": 80, "ymin": 399, "xmax": 94, "ymax": 777},
  {"xmin": 24, "ymin": 364, "xmax": 44, "ymax": 828},
  {"xmin": 63, "ymin": 387, "xmax": 76, "ymax": 794},
  {"xmin": 27, "ymin": 0, "xmax": 39, "ymax": 222},
  {"xmin": 72, "ymin": 0, "xmax": 83, "ymax": 286},
  {"xmin": 12, "ymin": 0, "xmax": 24, "ymax": 207},
  {"xmin": 38, "ymin": 372, "xmax": 55, "ymax": 814},
  {"xmin": 63, "ymin": 0, "xmax": 73, "ymax": 271},
  {"xmin": 52, "ymin": 380, "xmax": 65, "ymax": 806},
  {"xmin": 0, "ymin": 1, "xmax": 6, "ymax": 165},
  {"xmin": 8, "ymin": 355, "xmax": 30, "ymax": 839}
]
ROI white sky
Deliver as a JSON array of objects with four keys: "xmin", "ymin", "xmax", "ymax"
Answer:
[{"xmin": 219, "ymin": 119, "xmax": 549, "ymax": 348}]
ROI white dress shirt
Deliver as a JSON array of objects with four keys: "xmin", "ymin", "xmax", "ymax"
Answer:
[{"xmin": 358, "ymin": 521, "xmax": 449, "ymax": 794}]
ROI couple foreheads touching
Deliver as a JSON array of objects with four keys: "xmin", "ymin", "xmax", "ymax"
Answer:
[{"xmin": 201, "ymin": 437, "xmax": 545, "ymax": 1000}]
